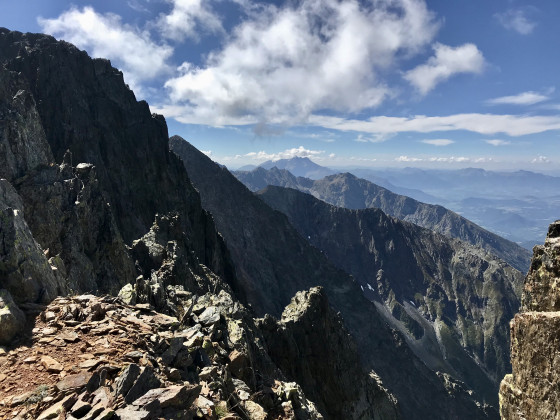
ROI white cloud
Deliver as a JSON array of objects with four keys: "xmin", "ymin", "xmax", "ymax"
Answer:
[
  {"xmin": 243, "ymin": 146, "xmax": 325, "ymax": 161},
  {"xmin": 486, "ymin": 91, "xmax": 549, "ymax": 106},
  {"xmin": 128, "ymin": 0, "xmax": 150, "ymax": 13},
  {"xmin": 201, "ymin": 150, "xmax": 213, "ymax": 157},
  {"xmin": 157, "ymin": 0, "xmax": 224, "ymax": 41},
  {"xmin": 421, "ymin": 138, "xmax": 454, "ymax": 146},
  {"xmin": 38, "ymin": 7, "xmax": 173, "ymax": 92},
  {"xmin": 309, "ymin": 113, "xmax": 560, "ymax": 137},
  {"xmin": 531, "ymin": 155, "xmax": 551, "ymax": 164},
  {"xmin": 396, "ymin": 155, "xmax": 492, "ymax": 163},
  {"xmin": 355, "ymin": 133, "xmax": 394, "ymax": 143},
  {"xmin": 404, "ymin": 43, "xmax": 485, "ymax": 94},
  {"xmin": 485, "ymin": 139, "xmax": 511, "ymax": 146},
  {"xmin": 428, "ymin": 156, "xmax": 469, "ymax": 163},
  {"xmin": 162, "ymin": 0, "xmax": 439, "ymax": 126},
  {"xmin": 496, "ymin": 8, "xmax": 537, "ymax": 35},
  {"xmin": 395, "ymin": 156, "xmax": 423, "ymax": 162}
]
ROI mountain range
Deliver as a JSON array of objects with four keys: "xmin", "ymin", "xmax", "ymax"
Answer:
[
  {"xmin": 0, "ymin": 28, "xmax": 544, "ymax": 420},
  {"xmin": 258, "ymin": 185, "xmax": 522, "ymax": 396},
  {"xmin": 235, "ymin": 157, "xmax": 558, "ymax": 250},
  {"xmin": 234, "ymin": 166, "xmax": 531, "ymax": 273}
]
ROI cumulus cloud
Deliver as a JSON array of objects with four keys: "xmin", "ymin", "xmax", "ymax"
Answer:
[
  {"xmin": 309, "ymin": 113, "xmax": 560, "ymax": 137},
  {"xmin": 157, "ymin": 0, "xmax": 224, "ymax": 41},
  {"xmin": 395, "ymin": 156, "xmax": 423, "ymax": 162},
  {"xmin": 404, "ymin": 43, "xmax": 485, "ymax": 94},
  {"xmin": 162, "ymin": 0, "xmax": 439, "ymax": 126},
  {"xmin": 486, "ymin": 91, "xmax": 549, "ymax": 106},
  {"xmin": 496, "ymin": 8, "xmax": 537, "ymax": 35},
  {"xmin": 485, "ymin": 139, "xmax": 511, "ymax": 146},
  {"xmin": 243, "ymin": 146, "xmax": 325, "ymax": 161},
  {"xmin": 38, "ymin": 7, "xmax": 173, "ymax": 91},
  {"xmin": 421, "ymin": 138, "xmax": 454, "ymax": 146},
  {"xmin": 531, "ymin": 155, "xmax": 551, "ymax": 164}
]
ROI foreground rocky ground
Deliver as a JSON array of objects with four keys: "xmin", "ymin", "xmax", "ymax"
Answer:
[
  {"xmin": 0, "ymin": 288, "xmax": 325, "ymax": 420},
  {"xmin": 499, "ymin": 220, "xmax": 560, "ymax": 419}
]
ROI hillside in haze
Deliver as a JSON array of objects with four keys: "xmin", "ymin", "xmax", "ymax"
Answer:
[
  {"xmin": 236, "ymin": 159, "xmax": 557, "ymax": 250},
  {"xmin": 234, "ymin": 166, "xmax": 531, "ymax": 273},
  {"xmin": 352, "ymin": 167, "xmax": 560, "ymax": 250},
  {"xmin": 258, "ymin": 156, "xmax": 335, "ymax": 179}
]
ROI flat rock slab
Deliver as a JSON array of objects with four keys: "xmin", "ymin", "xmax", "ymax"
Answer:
[
  {"xmin": 132, "ymin": 384, "xmax": 201, "ymax": 410},
  {"xmin": 40, "ymin": 355, "xmax": 64, "ymax": 373},
  {"xmin": 79, "ymin": 358, "xmax": 104, "ymax": 370},
  {"xmin": 56, "ymin": 371, "xmax": 93, "ymax": 392},
  {"xmin": 115, "ymin": 408, "xmax": 151, "ymax": 420},
  {"xmin": 37, "ymin": 394, "xmax": 77, "ymax": 420},
  {"xmin": 198, "ymin": 307, "xmax": 220, "ymax": 326}
]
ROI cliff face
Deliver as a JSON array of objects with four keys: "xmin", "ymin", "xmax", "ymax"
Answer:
[
  {"xmin": 234, "ymin": 169, "xmax": 531, "ymax": 274},
  {"xmin": 0, "ymin": 28, "xmax": 234, "ymax": 303},
  {"xmin": 499, "ymin": 220, "xmax": 560, "ymax": 419},
  {"xmin": 170, "ymin": 135, "xmax": 499, "ymax": 420},
  {"xmin": 258, "ymin": 185, "xmax": 523, "ymax": 404},
  {"xmin": 258, "ymin": 287, "xmax": 400, "ymax": 420}
]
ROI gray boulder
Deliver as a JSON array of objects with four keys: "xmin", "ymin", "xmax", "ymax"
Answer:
[
  {"xmin": 0, "ymin": 289, "xmax": 25, "ymax": 344},
  {"xmin": 0, "ymin": 179, "xmax": 61, "ymax": 303}
]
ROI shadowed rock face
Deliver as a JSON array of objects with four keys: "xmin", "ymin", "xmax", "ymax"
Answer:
[
  {"xmin": 234, "ymin": 168, "xmax": 531, "ymax": 273},
  {"xmin": 499, "ymin": 220, "xmax": 560, "ymax": 420},
  {"xmin": 0, "ymin": 28, "xmax": 233, "ymax": 285},
  {"xmin": 258, "ymin": 185, "xmax": 523, "ymax": 405},
  {"xmin": 0, "ymin": 28, "xmax": 235, "ymax": 302},
  {"xmin": 258, "ymin": 287, "xmax": 400, "ymax": 420},
  {"xmin": 170, "ymin": 135, "xmax": 499, "ymax": 420}
]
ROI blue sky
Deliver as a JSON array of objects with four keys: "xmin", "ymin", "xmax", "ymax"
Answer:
[{"xmin": 2, "ymin": 0, "xmax": 559, "ymax": 170}]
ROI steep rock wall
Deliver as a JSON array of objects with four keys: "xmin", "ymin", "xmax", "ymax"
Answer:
[{"xmin": 499, "ymin": 220, "xmax": 560, "ymax": 419}]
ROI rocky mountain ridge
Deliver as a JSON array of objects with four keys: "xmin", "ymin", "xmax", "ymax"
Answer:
[
  {"xmin": 0, "ymin": 27, "xmax": 531, "ymax": 420},
  {"xmin": 0, "ymin": 28, "xmax": 393, "ymax": 419},
  {"xmin": 258, "ymin": 185, "xmax": 522, "ymax": 404},
  {"xmin": 233, "ymin": 168, "xmax": 531, "ymax": 273},
  {"xmin": 170, "ymin": 136, "xmax": 499, "ymax": 420}
]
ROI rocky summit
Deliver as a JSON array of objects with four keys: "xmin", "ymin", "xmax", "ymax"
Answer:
[{"xmin": 499, "ymin": 220, "xmax": 560, "ymax": 420}]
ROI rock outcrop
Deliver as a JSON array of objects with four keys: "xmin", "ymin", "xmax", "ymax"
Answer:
[
  {"xmin": 0, "ymin": 27, "xmax": 235, "ymax": 294},
  {"xmin": 499, "ymin": 220, "xmax": 560, "ymax": 419},
  {"xmin": 259, "ymin": 287, "xmax": 399, "ymax": 420}
]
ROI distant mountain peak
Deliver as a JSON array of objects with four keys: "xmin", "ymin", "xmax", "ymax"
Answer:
[{"xmin": 258, "ymin": 156, "xmax": 335, "ymax": 180}]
